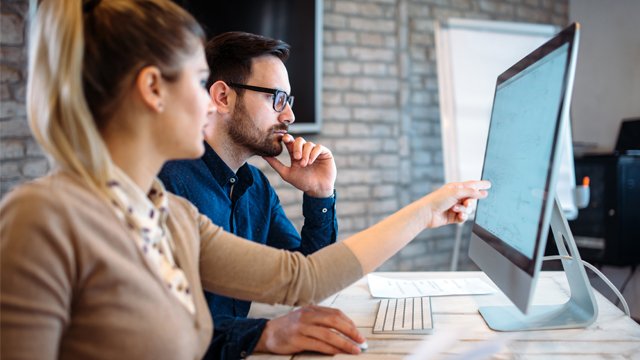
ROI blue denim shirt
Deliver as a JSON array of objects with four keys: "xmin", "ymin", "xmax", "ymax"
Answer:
[{"xmin": 158, "ymin": 143, "xmax": 337, "ymax": 360}]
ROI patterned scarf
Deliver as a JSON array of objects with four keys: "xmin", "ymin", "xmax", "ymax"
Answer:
[{"xmin": 105, "ymin": 167, "xmax": 195, "ymax": 314}]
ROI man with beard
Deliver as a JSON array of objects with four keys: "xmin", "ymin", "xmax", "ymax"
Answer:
[{"xmin": 158, "ymin": 32, "xmax": 342, "ymax": 359}]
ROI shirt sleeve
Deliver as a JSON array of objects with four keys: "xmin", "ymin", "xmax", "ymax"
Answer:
[
  {"xmin": 203, "ymin": 315, "xmax": 267, "ymax": 360},
  {"xmin": 0, "ymin": 187, "xmax": 74, "ymax": 360},
  {"xmin": 265, "ymin": 182, "xmax": 337, "ymax": 255},
  {"xmin": 298, "ymin": 191, "xmax": 338, "ymax": 254}
]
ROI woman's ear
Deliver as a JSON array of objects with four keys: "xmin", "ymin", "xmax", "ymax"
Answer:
[
  {"xmin": 209, "ymin": 80, "xmax": 234, "ymax": 114},
  {"xmin": 136, "ymin": 66, "xmax": 165, "ymax": 113}
]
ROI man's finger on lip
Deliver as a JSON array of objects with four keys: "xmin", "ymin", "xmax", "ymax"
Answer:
[{"xmin": 279, "ymin": 133, "xmax": 293, "ymax": 142}]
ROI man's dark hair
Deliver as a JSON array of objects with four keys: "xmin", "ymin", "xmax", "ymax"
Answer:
[{"xmin": 205, "ymin": 31, "xmax": 290, "ymax": 89}]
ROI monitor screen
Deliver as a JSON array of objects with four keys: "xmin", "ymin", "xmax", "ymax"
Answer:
[
  {"xmin": 469, "ymin": 23, "xmax": 580, "ymax": 315},
  {"xmin": 474, "ymin": 43, "xmax": 569, "ymax": 271}
]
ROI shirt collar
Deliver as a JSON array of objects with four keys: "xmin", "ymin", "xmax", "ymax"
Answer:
[{"xmin": 201, "ymin": 141, "xmax": 254, "ymax": 189}]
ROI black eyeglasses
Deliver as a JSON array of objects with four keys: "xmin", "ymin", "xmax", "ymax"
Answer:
[{"xmin": 228, "ymin": 83, "xmax": 294, "ymax": 113}]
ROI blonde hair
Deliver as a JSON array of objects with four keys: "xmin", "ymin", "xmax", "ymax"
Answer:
[{"xmin": 27, "ymin": 0, "xmax": 205, "ymax": 191}]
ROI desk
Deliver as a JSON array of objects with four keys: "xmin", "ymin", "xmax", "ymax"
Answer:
[{"xmin": 248, "ymin": 272, "xmax": 640, "ymax": 359}]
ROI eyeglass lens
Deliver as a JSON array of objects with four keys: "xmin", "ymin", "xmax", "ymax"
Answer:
[{"xmin": 275, "ymin": 91, "xmax": 294, "ymax": 112}]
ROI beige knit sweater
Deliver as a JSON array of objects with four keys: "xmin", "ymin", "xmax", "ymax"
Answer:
[{"xmin": 0, "ymin": 171, "xmax": 362, "ymax": 359}]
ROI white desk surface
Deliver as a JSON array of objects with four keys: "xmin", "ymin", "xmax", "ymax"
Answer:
[{"xmin": 248, "ymin": 271, "xmax": 640, "ymax": 359}]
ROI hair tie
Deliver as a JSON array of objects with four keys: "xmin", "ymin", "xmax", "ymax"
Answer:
[{"xmin": 83, "ymin": 0, "xmax": 102, "ymax": 13}]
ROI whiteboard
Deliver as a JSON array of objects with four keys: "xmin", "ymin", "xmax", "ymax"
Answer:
[{"xmin": 435, "ymin": 18, "xmax": 578, "ymax": 219}]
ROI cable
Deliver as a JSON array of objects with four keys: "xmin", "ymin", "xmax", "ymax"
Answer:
[
  {"xmin": 543, "ymin": 255, "xmax": 631, "ymax": 317},
  {"xmin": 615, "ymin": 265, "xmax": 637, "ymax": 307}
]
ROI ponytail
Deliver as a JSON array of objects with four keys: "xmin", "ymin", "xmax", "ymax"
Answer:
[
  {"xmin": 27, "ymin": 0, "xmax": 111, "ymax": 191},
  {"xmin": 27, "ymin": 0, "xmax": 205, "ymax": 192}
]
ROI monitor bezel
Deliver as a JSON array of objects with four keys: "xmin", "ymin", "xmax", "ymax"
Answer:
[{"xmin": 472, "ymin": 23, "xmax": 579, "ymax": 277}]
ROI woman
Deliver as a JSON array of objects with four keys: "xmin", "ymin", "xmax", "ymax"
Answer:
[{"xmin": 0, "ymin": 0, "xmax": 490, "ymax": 359}]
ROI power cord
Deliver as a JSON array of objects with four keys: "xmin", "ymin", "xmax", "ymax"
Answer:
[
  {"xmin": 615, "ymin": 265, "xmax": 637, "ymax": 307},
  {"xmin": 543, "ymin": 255, "xmax": 631, "ymax": 317}
]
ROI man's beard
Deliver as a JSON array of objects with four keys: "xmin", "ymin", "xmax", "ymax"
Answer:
[{"xmin": 228, "ymin": 98, "xmax": 287, "ymax": 157}]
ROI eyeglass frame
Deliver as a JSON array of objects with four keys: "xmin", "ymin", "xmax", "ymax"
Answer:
[{"xmin": 228, "ymin": 83, "xmax": 294, "ymax": 113}]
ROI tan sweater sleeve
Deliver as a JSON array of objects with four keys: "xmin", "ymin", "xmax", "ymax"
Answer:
[
  {"xmin": 1, "ymin": 185, "xmax": 75, "ymax": 360},
  {"xmin": 196, "ymin": 212, "xmax": 364, "ymax": 306}
]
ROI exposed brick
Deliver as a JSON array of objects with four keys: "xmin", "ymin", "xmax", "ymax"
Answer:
[
  {"xmin": 370, "ymin": 198, "xmax": 399, "ymax": 214},
  {"xmin": 344, "ymin": 93, "xmax": 368, "ymax": 106},
  {"xmin": 382, "ymin": 138, "xmax": 399, "ymax": 152},
  {"xmin": 371, "ymin": 124, "xmax": 397, "ymax": 136},
  {"xmin": 516, "ymin": 6, "xmax": 547, "ymax": 22},
  {"xmin": 0, "ymin": 65, "xmax": 22, "ymax": 83},
  {"xmin": 359, "ymin": 33, "xmax": 385, "ymax": 47},
  {"xmin": 0, "ymin": 139, "xmax": 24, "ymax": 159},
  {"xmin": 324, "ymin": 45, "xmax": 349, "ymax": 59},
  {"xmin": 0, "ymin": 13, "xmax": 24, "ymax": 45},
  {"xmin": 368, "ymin": 93, "xmax": 397, "ymax": 106},
  {"xmin": 337, "ymin": 62, "xmax": 362, "ymax": 75},
  {"xmin": 323, "ymin": 60, "xmax": 336, "ymax": 74},
  {"xmin": 346, "ymin": 122, "xmax": 371, "ymax": 135},
  {"xmin": 348, "ymin": 18, "xmax": 395, "ymax": 33},
  {"xmin": 21, "ymin": 158, "xmax": 48, "ymax": 177},
  {"xmin": 411, "ymin": 19, "xmax": 435, "ymax": 33},
  {"xmin": 352, "ymin": 78, "xmax": 399, "ymax": 92},
  {"xmin": 324, "ymin": 14, "xmax": 348, "ymax": 29},
  {"xmin": 282, "ymin": 205, "xmax": 303, "ymax": 220},
  {"xmin": 353, "ymin": 107, "xmax": 399, "ymax": 122},
  {"xmin": 410, "ymin": 33, "xmax": 434, "ymax": 46},
  {"xmin": 323, "ymin": 76, "xmax": 352, "ymax": 90},
  {"xmin": 337, "ymin": 169, "xmax": 383, "ymax": 185},
  {"xmin": 0, "ymin": 178, "xmax": 21, "ymax": 194},
  {"xmin": 451, "ymin": 0, "xmax": 473, "ymax": 10},
  {"xmin": 334, "ymin": 30, "xmax": 358, "ymax": 44},
  {"xmin": 0, "ymin": 100, "xmax": 26, "ymax": 118},
  {"xmin": 333, "ymin": 138, "xmax": 383, "ymax": 154},
  {"xmin": 350, "ymin": 47, "xmax": 395, "ymax": 62},
  {"xmin": 320, "ymin": 123, "xmax": 347, "ymax": 136},
  {"xmin": 0, "ymin": 160, "xmax": 20, "ymax": 179},
  {"xmin": 0, "ymin": 117, "xmax": 30, "ymax": 136},
  {"xmin": 12, "ymin": 82, "xmax": 25, "ymax": 101},
  {"xmin": 348, "ymin": 154, "xmax": 376, "ymax": 168},
  {"xmin": 340, "ymin": 185, "xmax": 370, "ymax": 199},
  {"xmin": 335, "ymin": 2, "xmax": 385, "ymax": 17},
  {"xmin": 372, "ymin": 153, "xmax": 400, "ymax": 168},
  {"xmin": 322, "ymin": 106, "xmax": 351, "ymax": 121},
  {"xmin": 0, "ymin": 45, "xmax": 27, "ymax": 64},
  {"xmin": 25, "ymin": 139, "xmax": 45, "ymax": 156},
  {"xmin": 362, "ymin": 63, "xmax": 388, "ymax": 76},
  {"xmin": 1, "ymin": 84, "xmax": 11, "ymax": 100}
]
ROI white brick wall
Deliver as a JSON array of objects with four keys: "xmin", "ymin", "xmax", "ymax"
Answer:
[{"xmin": 0, "ymin": 0, "xmax": 568, "ymax": 271}]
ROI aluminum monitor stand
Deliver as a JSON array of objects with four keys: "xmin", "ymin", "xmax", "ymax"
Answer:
[{"xmin": 478, "ymin": 197, "xmax": 598, "ymax": 331}]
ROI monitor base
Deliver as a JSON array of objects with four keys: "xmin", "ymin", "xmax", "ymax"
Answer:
[{"xmin": 479, "ymin": 197, "xmax": 598, "ymax": 331}]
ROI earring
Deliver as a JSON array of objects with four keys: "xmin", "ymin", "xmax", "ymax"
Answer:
[{"xmin": 157, "ymin": 102, "xmax": 164, "ymax": 112}]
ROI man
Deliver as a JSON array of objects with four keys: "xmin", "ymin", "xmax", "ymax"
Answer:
[{"xmin": 159, "ymin": 32, "xmax": 356, "ymax": 359}]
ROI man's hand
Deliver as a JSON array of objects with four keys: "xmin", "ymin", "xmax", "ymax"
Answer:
[
  {"xmin": 263, "ymin": 135, "xmax": 336, "ymax": 198},
  {"xmin": 253, "ymin": 305, "xmax": 366, "ymax": 355}
]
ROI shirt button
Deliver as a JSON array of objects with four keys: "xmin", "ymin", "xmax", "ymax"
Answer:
[
  {"xmin": 229, "ymin": 178, "xmax": 236, "ymax": 184},
  {"xmin": 322, "ymin": 208, "xmax": 328, "ymax": 213},
  {"xmin": 240, "ymin": 350, "xmax": 247, "ymax": 358}
]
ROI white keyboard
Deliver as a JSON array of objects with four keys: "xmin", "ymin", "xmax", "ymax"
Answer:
[{"xmin": 373, "ymin": 297, "xmax": 433, "ymax": 334}]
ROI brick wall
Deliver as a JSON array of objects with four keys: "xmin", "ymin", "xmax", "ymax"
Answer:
[
  {"xmin": 1, "ymin": 0, "xmax": 47, "ymax": 196},
  {"xmin": 0, "ymin": 0, "xmax": 567, "ymax": 271},
  {"xmin": 255, "ymin": 0, "xmax": 568, "ymax": 271}
]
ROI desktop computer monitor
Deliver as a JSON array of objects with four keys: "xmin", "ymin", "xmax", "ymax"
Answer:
[{"xmin": 468, "ymin": 23, "xmax": 598, "ymax": 331}]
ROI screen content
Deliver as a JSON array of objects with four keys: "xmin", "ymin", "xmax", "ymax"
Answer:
[{"xmin": 474, "ymin": 43, "xmax": 569, "ymax": 259}]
